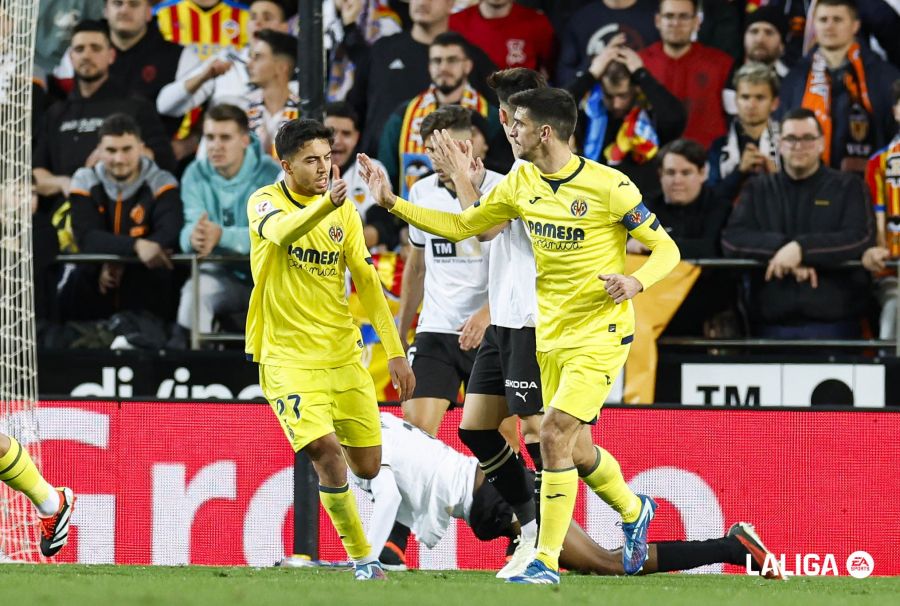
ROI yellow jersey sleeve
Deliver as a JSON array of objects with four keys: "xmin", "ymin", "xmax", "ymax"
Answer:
[
  {"xmin": 248, "ymin": 191, "xmax": 339, "ymax": 247},
  {"xmin": 342, "ymin": 205, "xmax": 406, "ymax": 360},
  {"xmin": 390, "ymin": 176, "xmax": 518, "ymax": 242},
  {"xmin": 609, "ymin": 180, "xmax": 681, "ymax": 290}
]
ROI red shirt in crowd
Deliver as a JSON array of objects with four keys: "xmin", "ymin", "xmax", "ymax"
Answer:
[
  {"xmin": 640, "ymin": 42, "xmax": 733, "ymax": 149},
  {"xmin": 449, "ymin": 3, "xmax": 556, "ymax": 74}
]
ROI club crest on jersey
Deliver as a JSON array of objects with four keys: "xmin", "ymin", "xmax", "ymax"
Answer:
[
  {"xmin": 626, "ymin": 207, "xmax": 643, "ymax": 225},
  {"xmin": 222, "ymin": 19, "xmax": 240, "ymax": 40},
  {"xmin": 570, "ymin": 198, "xmax": 588, "ymax": 217},
  {"xmin": 329, "ymin": 225, "xmax": 344, "ymax": 243},
  {"xmin": 255, "ymin": 200, "xmax": 274, "ymax": 216}
]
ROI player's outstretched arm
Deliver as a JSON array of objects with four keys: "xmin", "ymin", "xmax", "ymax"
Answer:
[
  {"xmin": 428, "ymin": 130, "xmax": 509, "ymax": 242},
  {"xmin": 248, "ymin": 168, "xmax": 344, "ymax": 248},
  {"xmin": 357, "ymin": 153, "xmax": 514, "ymax": 243},
  {"xmin": 344, "ymin": 204, "xmax": 416, "ymax": 400}
]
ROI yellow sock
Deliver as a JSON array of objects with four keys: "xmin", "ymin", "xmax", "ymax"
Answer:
[
  {"xmin": 0, "ymin": 437, "xmax": 54, "ymax": 511},
  {"xmin": 535, "ymin": 467, "xmax": 578, "ymax": 571},
  {"xmin": 319, "ymin": 483, "xmax": 371, "ymax": 562},
  {"xmin": 580, "ymin": 446, "xmax": 641, "ymax": 523}
]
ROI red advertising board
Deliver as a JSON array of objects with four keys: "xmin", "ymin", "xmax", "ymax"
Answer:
[{"xmin": 19, "ymin": 402, "xmax": 900, "ymax": 575}]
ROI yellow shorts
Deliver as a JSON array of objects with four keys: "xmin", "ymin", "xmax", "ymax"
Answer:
[
  {"xmin": 537, "ymin": 344, "xmax": 631, "ymax": 423},
  {"xmin": 259, "ymin": 362, "xmax": 381, "ymax": 452}
]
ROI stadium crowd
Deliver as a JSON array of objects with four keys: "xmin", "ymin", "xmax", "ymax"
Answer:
[{"xmin": 27, "ymin": 0, "xmax": 900, "ymax": 347}]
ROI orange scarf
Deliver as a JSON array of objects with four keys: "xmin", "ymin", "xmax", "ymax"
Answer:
[
  {"xmin": 398, "ymin": 83, "xmax": 488, "ymax": 156},
  {"xmin": 801, "ymin": 42, "xmax": 873, "ymax": 166},
  {"xmin": 397, "ymin": 83, "xmax": 488, "ymax": 196}
]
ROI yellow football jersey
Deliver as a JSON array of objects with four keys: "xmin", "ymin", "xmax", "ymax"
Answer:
[
  {"xmin": 154, "ymin": 0, "xmax": 250, "ymax": 60},
  {"xmin": 391, "ymin": 155, "xmax": 680, "ymax": 351},
  {"xmin": 246, "ymin": 180, "xmax": 405, "ymax": 369}
]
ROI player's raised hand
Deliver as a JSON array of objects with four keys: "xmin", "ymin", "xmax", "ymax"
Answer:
[
  {"xmin": 330, "ymin": 165, "xmax": 347, "ymax": 207},
  {"xmin": 357, "ymin": 153, "xmax": 396, "ymax": 209},
  {"xmin": 599, "ymin": 273, "xmax": 643, "ymax": 304},
  {"xmin": 468, "ymin": 155, "xmax": 486, "ymax": 191},
  {"xmin": 388, "ymin": 356, "xmax": 416, "ymax": 402},
  {"xmin": 430, "ymin": 129, "xmax": 471, "ymax": 180}
]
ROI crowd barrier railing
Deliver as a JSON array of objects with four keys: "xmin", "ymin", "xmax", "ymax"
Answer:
[{"xmin": 55, "ymin": 254, "xmax": 900, "ymax": 355}]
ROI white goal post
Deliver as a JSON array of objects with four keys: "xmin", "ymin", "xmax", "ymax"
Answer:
[{"xmin": 0, "ymin": 0, "xmax": 43, "ymax": 562}]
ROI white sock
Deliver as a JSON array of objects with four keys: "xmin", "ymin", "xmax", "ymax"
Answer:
[
  {"xmin": 520, "ymin": 519, "xmax": 538, "ymax": 542},
  {"xmin": 36, "ymin": 488, "xmax": 60, "ymax": 517}
]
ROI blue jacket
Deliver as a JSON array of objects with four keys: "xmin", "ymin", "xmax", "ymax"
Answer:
[
  {"xmin": 179, "ymin": 135, "xmax": 281, "ymax": 254},
  {"xmin": 779, "ymin": 46, "xmax": 900, "ymax": 171}
]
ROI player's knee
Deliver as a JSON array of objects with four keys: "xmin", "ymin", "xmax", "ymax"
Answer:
[
  {"xmin": 538, "ymin": 420, "xmax": 563, "ymax": 447},
  {"xmin": 458, "ymin": 427, "xmax": 506, "ymax": 460},
  {"xmin": 350, "ymin": 459, "xmax": 381, "ymax": 480}
]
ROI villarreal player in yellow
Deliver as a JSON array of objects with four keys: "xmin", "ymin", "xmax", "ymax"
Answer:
[
  {"xmin": 358, "ymin": 88, "xmax": 680, "ymax": 584},
  {"xmin": 246, "ymin": 119, "xmax": 415, "ymax": 581}
]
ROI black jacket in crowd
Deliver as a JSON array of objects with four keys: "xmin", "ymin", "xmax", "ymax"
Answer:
[
  {"xmin": 33, "ymin": 78, "xmax": 177, "ymax": 180},
  {"xmin": 69, "ymin": 157, "xmax": 182, "ymax": 255},
  {"xmin": 721, "ymin": 165, "xmax": 875, "ymax": 325},
  {"xmin": 567, "ymin": 67, "xmax": 686, "ymax": 200},
  {"xmin": 646, "ymin": 186, "xmax": 734, "ymax": 335},
  {"xmin": 646, "ymin": 186, "xmax": 732, "ymax": 259},
  {"xmin": 109, "ymin": 23, "xmax": 186, "ymax": 136}
]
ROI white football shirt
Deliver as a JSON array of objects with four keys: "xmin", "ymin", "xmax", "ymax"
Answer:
[
  {"xmin": 353, "ymin": 412, "xmax": 477, "ymax": 548},
  {"xmin": 488, "ymin": 159, "xmax": 538, "ymax": 328},
  {"xmin": 407, "ymin": 171, "xmax": 503, "ymax": 334}
]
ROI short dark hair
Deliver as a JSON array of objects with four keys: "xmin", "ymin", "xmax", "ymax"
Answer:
[
  {"xmin": 892, "ymin": 79, "xmax": 900, "ymax": 107},
  {"xmin": 98, "ymin": 113, "xmax": 142, "ymax": 140},
  {"xmin": 205, "ymin": 104, "xmax": 250, "ymax": 133},
  {"xmin": 430, "ymin": 31, "xmax": 471, "ymax": 59},
  {"xmin": 507, "ymin": 88, "xmax": 578, "ymax": 141},
  {"xmin": 254, "ymin": 29, "xmax": 298, "ymax": 68},
  {"xmin": 72, "ymin": 19, "xmax": 111, "ymax": 43},
  {"xmin": 658, "ymin": 0, "xmax": 699, "ymax": 14},
  {"xmin": 659, "ymin": 138, "xmax": 706, "ymax": 170},
  {"xmin": 420, "ymin": 106, "xmax": 473, "ymax": 142},
  {"xmin": 249, "ymin": 0, "xmax": 291, "ymax": 21},
  {"xmin": 487, "ymin": 68, "xmax": 547, "ymax": 106},
  {"xmin": 324, "ymin": 101, "xmax": 360, "ymax": 131},
  {"xmin": 781, "ymin": 107, "xmax": 824, "ymax": 134},
  {"xmin": 275, "ymin": 119, "xmax": 333, "ymax": 160},
  {"xmin": 601, "ymin": 61, "xmax": 631, "ymax": 86},
  {"xmin": 815, "ymin": 0, "xmax": 858, "ymax": 18}
]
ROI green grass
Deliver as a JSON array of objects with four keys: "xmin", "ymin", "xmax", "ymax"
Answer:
[{"xmin": 1, "ymin": 565, "xmax": 895, "ymax": 606}]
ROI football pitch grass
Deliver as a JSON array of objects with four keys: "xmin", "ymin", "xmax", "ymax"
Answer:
[{"xmin": 1, "ymin": 565, "xmax": 896, "ymax": 606}]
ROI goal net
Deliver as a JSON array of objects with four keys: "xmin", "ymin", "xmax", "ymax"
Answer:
[{"xmin": 0, "ymin": 0, "xmax": 42, "ymax": 562}]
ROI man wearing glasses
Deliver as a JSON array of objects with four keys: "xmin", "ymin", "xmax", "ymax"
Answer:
[
  {"xmin": 639, "ymin": 0, "xmax": 733, "ymax": 148},
  {"xmin": 721, "ymin": 108, "xmax": 875, "ymax": 340},
  {"xmin": 376, "ymin": 31, "xmax": 504, "ymax": 197}
]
